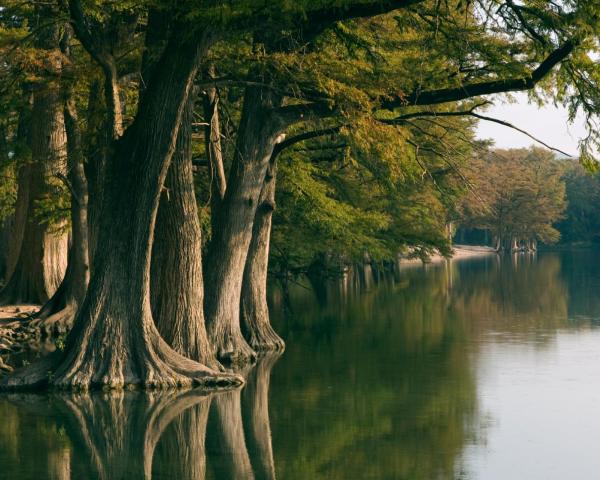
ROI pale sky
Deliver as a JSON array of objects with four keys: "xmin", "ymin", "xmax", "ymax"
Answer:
[{"xmin": 475, "ymin": 93, "xmax": 588, "ymax": 157}]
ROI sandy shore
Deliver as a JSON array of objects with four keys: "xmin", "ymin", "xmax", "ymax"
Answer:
[{"xmin": 398, "ymin": 244, "xmax": 497, "ymax": 266}]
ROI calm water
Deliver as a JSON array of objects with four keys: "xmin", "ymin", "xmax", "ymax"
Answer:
[{"xmin": 2, "ymin": 251, "xmax": 600, "ymax": 479}]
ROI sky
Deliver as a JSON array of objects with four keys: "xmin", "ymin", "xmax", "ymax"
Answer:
[{"xmin": 475, "ymin": 93, "xmax": 588, "ymax": 157}]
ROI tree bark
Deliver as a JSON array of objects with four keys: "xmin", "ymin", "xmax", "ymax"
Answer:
[
  {"xmin": 0, "ymin": 81, "xmax": 69, "ymax": 306},
  {"xmin": 84, "ymin": 79, "xmax": 110, "ymax": 265},
  {"xmin": 29, "ymin": 88, "xmax": 90, "ymax": 336},
  {"xmin": 204, "ymin": 86, "xmax": 286, "ymax": 365},
  {"xmin": 2, "ymin": 96, "xmax": 33, "ymax": 284},
  {"xmin": 202, "ymin": 73, "xmax": 227, "ymax": 234},
  {"xmin": 151, "ymin": 92, "xmax": 219, "ymax": 370},
  {"xmin": 1, "ymin": 30, "xmax": 240, "ymax": 390},
  {"xmin": 240, "ymin": 160, "xmax": 284, "ymax": 352},
  {"xmin": 0, "ymin": 219, "xmax": 12, "ymax": 285}
]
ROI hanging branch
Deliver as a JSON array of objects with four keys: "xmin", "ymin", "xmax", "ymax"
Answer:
[{"xmin": 381, "ymin": 39, "xmax": 576, "ymax": 108}]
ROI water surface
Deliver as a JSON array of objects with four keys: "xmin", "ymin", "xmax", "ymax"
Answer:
[{"xmin": 2, "ymin": 251, "xmax": 600, "ymax": 479}]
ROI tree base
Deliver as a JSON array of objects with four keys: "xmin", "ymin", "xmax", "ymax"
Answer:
[
  {"xmin": 213, "ymin": 332, "xmax": 258, "ymax": 367},
  {"xmin": 19, "ymin": 304, "xmax": 75, "ymax": 339},
  {"xmin": 245, "ymin": 323, "xmax": 285, "ymax": 353},
  {"xmin": 0, "ymin": 334, "xmax": 244, "ymax": 392}
]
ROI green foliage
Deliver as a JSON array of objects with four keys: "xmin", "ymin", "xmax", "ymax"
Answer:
[
  {"xmin": 460, "ymin": 147, "xmax": 567, "ymax": 245},
  {"xmin": 270, "ymin": 114, "xmax": 473, "ymax": 276},
  {"xmin": 556, "ymin": 160, "xmax": 600, "ymax": 244}
]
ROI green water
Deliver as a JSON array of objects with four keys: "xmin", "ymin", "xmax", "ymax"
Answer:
[{"xmin": 2, "ymin": 251, "xmax": 600, "ymax": 479}]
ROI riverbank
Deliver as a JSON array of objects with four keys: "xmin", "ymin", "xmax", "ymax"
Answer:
[{"xmin": 399, "ymin": 244, "xmax": 497, "ymax": 265}]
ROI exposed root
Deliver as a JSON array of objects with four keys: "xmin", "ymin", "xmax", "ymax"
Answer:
[
  {"xmin": 18, "ymin": 305, "xmax": 75, "ymax": 339},
  {"xmin": 0, "ymin": 332, "xmax": 244, "ymax": 392},
  {"xmin": 0, "ymin": 356, "xmax": 12, "ymax": 373},
  {"xmin": 214, "ymin": 332, "xmax": 257, "ymax": 367},
  {"xmin": 245, "ymin": 322, "xmax": 285, "ymax": 353},
  {"xmin": 0, "ymin": 304, "xmax": 73, "ymax": 370}
]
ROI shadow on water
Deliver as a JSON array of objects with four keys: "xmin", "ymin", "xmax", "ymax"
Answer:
[{"xmin": 3, "ymin": 251, "xmax": 600, "ymax": 479}]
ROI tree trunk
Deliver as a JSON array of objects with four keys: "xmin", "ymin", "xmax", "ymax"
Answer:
[
  {"xmin": 0, "ymin": 81, "xmax": 69, "ymax": 306},
  {"xmin": 29, "ymin": 90, "xmax": 90, "ymax": 336},
  {"xmin": 202, "ymin": 69, "xmax": 227, "ymax": 235},
  {"xmin": 84, "ymin": 79, "xmax": 111, "ymax": 265},
  {"xmin": 493, "ymin": 234, "xmax": 501, "ymax": 252},
  {"xmin": 2, "ymin": 97, "xmax": 33, "ymax": 285},
  {"xmin": 204, "ymin": 87, "xmax": 285, "ymax": 365},
  {"xmin": 0, "ymin": 219, "xmax": 12, "ymax": 284},
  {"xmin": 151, "ymin": 93, "xmax": 219, "ymax": 370},
  {"xmin": 511, "ymin": 236, "xmax": 519, "ymax": 252},
  {"xmin": 1, "ymin": 31, "xmax": 240, "ymax": 390},
  {"xmin": 242, "ymin": 353, "xmax": 281, "ymax": 480},
  {"xmin": 241, "ymin": 160, "xmax": 284, "ymax": 352}
]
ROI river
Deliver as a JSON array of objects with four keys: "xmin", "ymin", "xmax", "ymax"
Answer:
[{"xmin": 1, "ymin": 250, "xmax": 600, "ymax": 479}]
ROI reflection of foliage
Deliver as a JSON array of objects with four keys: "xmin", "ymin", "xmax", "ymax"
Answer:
[
  {"xmin": 270, "ymin": 268, "xmax": 479, "ymax": 479},
  {"xmin": 0, "ymin": 396, "xmax": 72, "ymax": 479},
  {"xmin": 450, "ymin": 255, "xmax": 570, "ymax": 342}
]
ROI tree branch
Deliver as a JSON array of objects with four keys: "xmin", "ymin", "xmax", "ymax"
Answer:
[
  {"xmin": 381, "ymin": 101, "xmax": 490, "ymax": 123},
  {"xmin": 382, "ymin": 39, "xmax": 576, "ymax": 108},
  {"xmin": 300, "ymin": 0, "xmax": 426, "ymax": 36},
  {"xmin": 469, "ymin": 112, "xmax": 572, "ymax": 157},
  {"xmin": 271, "ymin": 125, "xmax": 345, "ymax": 160},
  {"xmin": 67, "ymin": 0, "xmax": 123, "ymax": 138}
]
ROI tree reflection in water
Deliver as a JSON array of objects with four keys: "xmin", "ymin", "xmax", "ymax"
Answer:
[
  {"xmin": 1, "ymin": 252, "xmax": 591, "ymax": 480},
  {"xmin": 0, "ymin": 354, "xmax": 281, "ymax": 480}
]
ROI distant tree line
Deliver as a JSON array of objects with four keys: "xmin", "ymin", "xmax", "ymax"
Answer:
[{"xmin": 456, "ymin": 147, "xmax": 600, "ymax": 251}]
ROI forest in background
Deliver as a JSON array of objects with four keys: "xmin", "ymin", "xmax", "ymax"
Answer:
[
  {"xmin": 1, "ymin": 0, "xmax": 600, "ymax": 390},
  {"xmin": 456, "ymin": 147, "xmax": 600, "ymax": 252}
]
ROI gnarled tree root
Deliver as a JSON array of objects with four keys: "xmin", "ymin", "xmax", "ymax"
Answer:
[
  {"xmin": 212, "ymin": 331, "xmax": 258, "ymax": 367},
  {"xmin": 16, "ymin": 304, "xmax": 75, "ymax": 340},
  {"xmin": 244, "ymin": 323, "xmax": 285, "ymax": 353},
  {"xmin": 0, "ymin": 335, "xmax": 244, "ymax": 392}
]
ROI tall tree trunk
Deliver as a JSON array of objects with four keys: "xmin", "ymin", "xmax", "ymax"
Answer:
[
  {"xmin": 0, "ymin": 81, "xmax": 69, "ymax": 306},
  {"xmin": 240, "ymin": 160, "xmax": 284, "ymax": 352},
  {"xmin": 2, "ymin": 97, "xmax": 33, "ymax": 284},
  {"xmin": 1, "ymin": 31, "xmax": 240, "ymax": 390},
  {"xmin": 30, "ymin": 87, "xmax": 90, "ymax": 336},
  {"xmin": 151, "ymin": 93, "xmax": 219, "ymax": 370},
  {"xmin": 84, "ymin": 79, "xmax": 110, "ymax": 265},
  {"xmin": 204, "ymin": 87, "xmax": 285, "ymax": 365},
  {"xmin": 242, "ymin": 353, "xmax": 281, "ymax": 480},
  {"xmin": 0, "ymin": 219, "xmax": 12, "ymax": 284}
]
